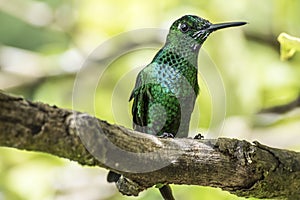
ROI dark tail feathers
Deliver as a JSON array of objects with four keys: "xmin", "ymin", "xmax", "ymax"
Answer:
[
  {"xmin": 108, "ymin": 172, "xmax": 175, "ymax": 200},
  {"xmin": 107, "ymin": 171, "xmax": 121, "ymax": 183},
  {"xmin": 159, "ymin": 184, "xmax": 175, "ymax": 200}
]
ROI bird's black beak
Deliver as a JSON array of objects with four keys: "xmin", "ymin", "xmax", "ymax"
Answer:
[{"xmin": 207, "ymin": 21, "xmax": 247, "ymax": 32}]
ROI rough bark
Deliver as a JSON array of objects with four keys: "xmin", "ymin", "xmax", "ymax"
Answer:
[{"xmin": 0, "ymin": 91, "xmax": 300, "ymax": 199}]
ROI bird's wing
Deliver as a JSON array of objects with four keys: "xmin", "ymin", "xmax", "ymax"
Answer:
[{"xmin": 129, "ymin": 67, "xmax": 153, "ymax": 133}]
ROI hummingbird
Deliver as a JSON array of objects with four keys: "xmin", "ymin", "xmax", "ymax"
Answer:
[{"xmin": 107, "ymin": 15, "xmax": 246, "ymax": 200}]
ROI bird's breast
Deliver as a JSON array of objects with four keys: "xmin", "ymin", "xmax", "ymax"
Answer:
[{"xmin": 149, "ymin": 63, "xmax": 197, "ymax": 99}]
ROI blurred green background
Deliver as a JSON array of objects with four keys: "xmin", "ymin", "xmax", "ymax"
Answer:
[{"xmin": 1, "ymin": 0, "xmax": 300, "ymax": 199}]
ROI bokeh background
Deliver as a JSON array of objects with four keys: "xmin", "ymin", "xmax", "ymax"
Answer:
[{"xmin": 1, "ymin": 0, "xmax": 300, "ymax": 199}]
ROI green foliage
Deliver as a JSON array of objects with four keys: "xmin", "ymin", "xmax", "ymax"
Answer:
[
  {"xmin": 278, "ymin": 33, "xmax": 300, "ymax": 61},
  {"xmin": 0, "ymin": 11, "xmax": 69, "ymax": 52},
  {"xmin": 1, "ymin": 0, "xmax": 300, "ymax": 199}
]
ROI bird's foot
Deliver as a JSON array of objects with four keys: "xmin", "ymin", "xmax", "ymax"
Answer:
[
  {"xmin": 194, "ymin": 133, "xmax": 204, "ymax": 139},
  {"xmin": 159, "ymin": 132, "xmax": 174, "ymax": 138}
]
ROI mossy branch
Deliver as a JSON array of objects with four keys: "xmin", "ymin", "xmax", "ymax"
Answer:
[{"xmin": 0, "ymin": 91, "xmax": 300, "ymax": 199}]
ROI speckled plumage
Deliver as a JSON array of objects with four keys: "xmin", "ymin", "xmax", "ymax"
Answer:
[
  {"xmin": 130, "ymin": 15, "xmax": 246, "ymax": 138},
  {"xmin": 130, "ymin": 15, "xmax": 209, "ymax": 137},
  {"xmin": 107, "ymin": 15, "xmax": 246, "ymax": 200}
]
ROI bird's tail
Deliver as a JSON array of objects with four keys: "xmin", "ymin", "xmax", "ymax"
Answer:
[
  {"xmin": 108, "ymin": 172, "xmax": 175, "ymax": 200},
  {"xmin": 159, "ymin": 184, "xmax": 175, "ymax": 200},
  {"xmin": 107, "ymin": 171, "xmax": 121, "ymax": 183}
]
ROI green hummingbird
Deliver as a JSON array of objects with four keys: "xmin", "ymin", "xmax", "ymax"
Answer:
[{"xmin": 107, "ymin": 15, "xmax": 246, "ymax": 200}]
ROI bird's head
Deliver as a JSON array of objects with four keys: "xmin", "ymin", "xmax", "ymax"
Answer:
[{"xmin": 166, "ymin": 15, "xmax": 246, "ymax": 51}]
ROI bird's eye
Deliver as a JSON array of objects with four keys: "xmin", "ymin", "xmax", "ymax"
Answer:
[{"xmin": 179, "ymin": 23, "xmax": 189, "ymax": 33}]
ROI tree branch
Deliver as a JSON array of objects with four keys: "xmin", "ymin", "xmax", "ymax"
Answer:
[
  {"xmin": 259, "ymin": 95, "xmax": 300, "ymax": 114},
  {"xmin": 0, "ymin": 91, "xmax": 300, "ymax": 199}
]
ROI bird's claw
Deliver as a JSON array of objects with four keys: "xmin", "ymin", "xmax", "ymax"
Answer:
[
  {"xmin": 194, "ymin": 133, "xmax": 204, "ymax": 139},
  {"xmin": 159, "ymin": 132, "xmax": 174, "ymax": 138}
]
